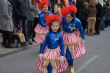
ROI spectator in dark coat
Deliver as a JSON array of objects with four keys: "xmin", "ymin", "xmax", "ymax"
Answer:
[
  {"xmin": 8, "ymin": 0, "xmax": 22, "ymax": 28},
  {"xmin": 9, "ymin": 0, "xmax": 32, "ymax": 46},
  {"xmin": 95, "ymin": 2, "xmax": 103, "ymax": 35},
  {"xmin": 18, "ymin": 0, "xmax": 30, "ymax": 45},
  {"xmin": 77, "ymin": 2, "xmax": 89, "ymax": 31},
  {"xmin": 105, "ymin": 1, "xmax": 110, "ymax": 27},
  {"xmin": 27, "ymin": 0, "xmax": 35, "ymax": 44},
  {"xmin": 0, "ymin": 0, "xmax": 14, "ymax": 48},
  {"xmin": 87, "ymin": 1, "xmax": 97, "ymax": 35}
]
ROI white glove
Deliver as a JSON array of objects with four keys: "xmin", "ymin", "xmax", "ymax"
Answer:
[
  {"xmin": 82, "ymin": 39, "xmax": 85, "ymax": 43},
  {"xmin": 39, "ymin": 54, "xmax": 43, "ymax": 60},
  {"xmin": 82, "ymin": 39, "xmax": 86, "ymax": 47},
  {"xmin": 60, "ymin": 56, "xmax": 64, "ymax": 62}
]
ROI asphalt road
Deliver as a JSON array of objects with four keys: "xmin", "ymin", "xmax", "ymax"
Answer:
[{"xmin": 0, "ymin": 27, "xmax": 110, "ymax": 73}]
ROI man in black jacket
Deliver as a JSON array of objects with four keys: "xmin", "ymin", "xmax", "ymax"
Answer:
[{"xmin": 95, "ymin": 2, "xmax": 103, "ymax": 35}]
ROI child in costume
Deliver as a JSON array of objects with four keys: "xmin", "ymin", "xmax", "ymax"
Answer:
[
  {"xmin": 34, "ymin": 0, "xmax": 52, "ymax": 44},
  {"xmin": 34, "ymin": 0, "xmax": 54, "ymax": 73},
  {"xmin": 61, "ymin": 5, "xmax": 86, "ymax": 73},
  {"xmin": 36, "ymin": 14, "xmax": 68, "ymax": 73}
]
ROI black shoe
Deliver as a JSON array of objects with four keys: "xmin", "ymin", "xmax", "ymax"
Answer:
[
  {"xmin": 22, "ymin": 42, "xmax": 29, "ymax": 47},
  {"xmin": 28, "ymin": 39, "xmax": 33, "ymax": 45},
  {"xmin": 2, "ymin": 42, "xmax": 5, "ymax": 47},
  {"xmin": 94, "ymin": 32, "xmax": 100, "ymax": 35},
  {"xmin": 15, "ymin": 43, "xmax": 21, "ymax": 48},
  {"xmin": 29, "ymin": 42, "xmax": 33, "ymax": 45},
  {"xmin": 5, "ymin": 44, "xmax": 14, "ymax": 48},
  {"xmin": 2, "ymin": 41, "xmax": 14, "ymax": 48}
]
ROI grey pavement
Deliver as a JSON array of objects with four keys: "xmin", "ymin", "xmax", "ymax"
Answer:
[
  {"xmin": 0, "ymin": 27, "xmax": 110, "ymax": 73},
  {"xmin": 0, "ymin": 34, "xmax": 36, "ymax": 57},
  {"xmin": 0, "ymin": 34, "xmax": 17, "ymax": 57}
]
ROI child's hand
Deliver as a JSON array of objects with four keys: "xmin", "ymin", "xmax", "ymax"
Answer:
[
  {"xmin": 60, "ymin": 56, "xmax": 64, "ymax": 62},
  {"xmin": 39, "ymin": 54, "xmax": 43, "ymax": 60},
  {"xmin": 82, "ymin": 39, "xmax": 86, "ymax": 47}
]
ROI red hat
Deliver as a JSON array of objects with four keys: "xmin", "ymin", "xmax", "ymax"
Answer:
[
  {"xmin": 46, "ymin": 14, "xmax": 61, "ymax": 26},
  {"xmin": 38, "ymin": 0, "xmax": 48, "ymax": 9},
  {"xmin": 61, "ymin": 5, "xmax": 77, "ymax": 16}
]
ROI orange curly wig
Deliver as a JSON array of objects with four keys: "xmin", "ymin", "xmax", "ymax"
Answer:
[
  {"xmin": 46, "ymin": 14, "xmax": 61, "ymax": 26},
  {"xmin": 38, "ymin": 0, "xmax": 48, "ymax": 9},
  {"xmin": 61, "ymin": 5, "xmax": 77, "ymax": 16}
]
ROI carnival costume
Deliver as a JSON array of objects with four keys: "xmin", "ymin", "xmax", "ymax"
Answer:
[
  {"xmin": 34, "ymin": 0, "xmax": 52, "ymax": 44},
  {"xmin": 61, "ymin": 5, "xmax": 86, "ymax": 73},
  {"xmin": 36, "ymin": 15, "xmax": 68, "ymax": 73}
]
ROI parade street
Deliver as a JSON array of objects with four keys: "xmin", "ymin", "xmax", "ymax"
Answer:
[{"xmin": 0, "ymin": 27, "xmax": 110, "ymax": 73}]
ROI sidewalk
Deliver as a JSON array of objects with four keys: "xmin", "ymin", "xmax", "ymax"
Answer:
[{"xmin": 0, "ymin": 33, "xmax": 36, "ymax": 57}]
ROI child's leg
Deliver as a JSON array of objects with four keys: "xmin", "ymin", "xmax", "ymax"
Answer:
[
  {"xmin": 66, "ymin": 47, "xmax": 75, "ymax": 73},
  {"xmin": 69, "ymin": 59, "xmax": 74, "ymax": 73},
  {"xmin": 47, "ymin": 63, "xmax": 52, "ymax": 73},
  {"xmin": 91, "ymin": 17, "xmax": 96, "ymax": 35},
  {"xmin": 50, "ymin": 60, "xmax": 57, "ymax": 73},
  {"xmin": 43, "ymin": 60, "xmax": 49, "ymax": 73}
]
